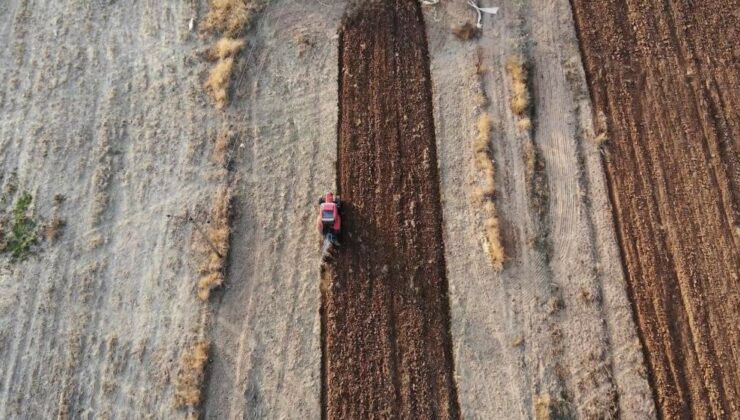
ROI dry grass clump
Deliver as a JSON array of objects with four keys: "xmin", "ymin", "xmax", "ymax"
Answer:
[
  {"xmin": 210, "ymin": 37, "xmax": 244, "ymax": 60},
  {"xmin": 472, "ymin": 114, "xmax": 505, "ymax": 270},
  {"xmin": 506, "ymin": 56, "xmax": 530, "ymax": 116},
  {"xmin": 483, "ymin": 202, "xmax": 504, "ymax": 269},
  {"xmin": 452, "ymin": 22, "xmax": 481, "ymax": 40},
  {"xmin": 474, "ymin": 114, "xmax": 495, "ymax": 199},
  {"xmin": 202, "ymin": 0, "xmax": 253, "ymax": 37},
  {"xmin": 474, "ymin": 92, "xmax": 489, "ymax": 108},
  {"xmin": 204, "ymin": 57, "xmax": 236, "ymax": 110},
  {"xmin": 174, "ymin": 341, "xmax": 210, "ymax": 408},
  {"xmin": 517, "ymin": 117, "xmax": 532, "ymax": 131},
  {"xmin": 197, "ymin": 186, "xmax": 232, "ymax": 300}
]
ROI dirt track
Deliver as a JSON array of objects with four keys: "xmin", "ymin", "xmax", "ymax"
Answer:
[
  {"xmin": 322, "ymin": 1, "xmax": 459, "ymax": 418},
  {"xmin": 571, "ymin": 0, "xmax": 740, "ymax": 417}
]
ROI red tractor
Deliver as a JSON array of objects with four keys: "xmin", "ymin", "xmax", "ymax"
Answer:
[{"xmin": 317, "ymin": 192, "xmax": 342, "ymax": 248}]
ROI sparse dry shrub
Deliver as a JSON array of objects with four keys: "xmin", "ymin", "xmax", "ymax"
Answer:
[
  {"xmin": 506, "ymin": 56, "xmax": 530, "ymax": 116},
  {"xmin": 511, "ymin": 87, "xmax": 529, "ymax": 115},
  {"xmin": 452, "ymin": 22, "xmax": 480, "ymax": 40},
  {"xmin": 210, "ymin": 226, "xmax": 230, "ymax": 256},
  {"xmin": 211, "ymin": 187, "xmax": 231, "ymax": 227},
  {"xmin": 474, "ymin": 92, "xmax": 489, "ymax": 108},
  {"xmin": 213, "ymin": 129, "xmax": 233, "ymax": 167},
  {"xmin": 476, "ymin": 113, "xmax": 492, "ymax": 144},
  {"xmin": 484, "ymin": 212, "xmax": 504, "ymax": 270},
  {"xmin": 198, "ymin": 272, "xmax": 224, "ymax": 301},
  {"xmin": 197, "ymin": 186, "xmax": 232, "ymax": 301},
  {"xmin": 174, "ymin": 341, "xmax": 210, "ymax": 408},
  {"xmin": 474, "ymin": 115, "xmax": 495, "ymax": 198},
  {"xmin": 204, "ymin": 57, "xmax": 235, "ymax": 110},
  {"xmin": 505, "ymin": 56, "xmax": 526, "ymax": 84},
  {"xmin": 210, "ymin": 37, "xmax": 244, "ymax": 61}
]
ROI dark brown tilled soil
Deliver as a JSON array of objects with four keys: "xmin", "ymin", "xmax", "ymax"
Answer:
[
  {"xmin": 571, "ymin": 0, "xmax": 740, "ymax": 418},
  {"xmin": 321, "ymin": 1, "xmax": 460, "ymax": 418}
]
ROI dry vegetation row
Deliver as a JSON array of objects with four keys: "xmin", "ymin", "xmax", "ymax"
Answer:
[
  {"xmin": 172, "ymin": 133, "xmax": 236, "ymax": 411},
  {"xmin": 170, "ymin": 1, "xmax": 259, "ymax": 410},
  {"xmin": 196, "ymin": 185, "xmax": 233, "ymax": 301},
  {"xmin": 471, "ymin": 48, "xmax": 504, "ymax": 269},
  {"xmin": 505, "ymin": 55, "xmax": 540, "ymax": 189},
  {"xmin": 201, "ymin": 0, "xmax": 266, "ymax": 109},
  {"xmin": 172, "ymin": 132, "xmax": 236, "ymax": 413},
  {"xmin": 505, "ymin": 56, "xmax": 531, "ymax": 130}
]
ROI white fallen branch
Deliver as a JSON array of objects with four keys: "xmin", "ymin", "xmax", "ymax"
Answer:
[{"xmin": 467, "ymin": 1, "xmax": 499, "ymax": 28}]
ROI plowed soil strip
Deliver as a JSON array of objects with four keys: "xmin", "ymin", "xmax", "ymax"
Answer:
[
  {"xmin": 570, "ymin": 1, "xmax": 739, "ymax": 418},
  {"xmin": 321, "ymin": 1, "xmax": 460, "ymax": 418}
]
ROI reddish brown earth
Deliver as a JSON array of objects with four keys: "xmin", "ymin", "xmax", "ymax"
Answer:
[
  {"xmin": 321, "ymin": 1, "xmax": 459, "ymax": 418},
  {"xmin": 571, "ymin": 1, "xmax": 739, "ymax": 418}
]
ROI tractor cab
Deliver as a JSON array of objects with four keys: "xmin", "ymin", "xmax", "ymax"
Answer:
[
  {"xmin": 321, "ymin": 202, "xmax": 337, "ymax": 223},
  {"xmin": 317, "ymin": 192, "xmax": 342, "ymax": 238}
]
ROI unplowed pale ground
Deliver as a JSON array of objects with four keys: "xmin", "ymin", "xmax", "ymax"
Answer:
[
  {"xmin": 0, "ymin": 0, "xmax": 221, "ymax": 417},
  {"xmin": 201, "ymin": 1, "xmax": 344, "ymax": 418}
]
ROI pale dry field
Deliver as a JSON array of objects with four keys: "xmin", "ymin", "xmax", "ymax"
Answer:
[{"xmin": 0, "ymin": 0, "xmax": 223, "ymax": 418}]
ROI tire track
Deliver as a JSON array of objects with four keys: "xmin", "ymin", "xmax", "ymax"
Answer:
[{"xmin": 322, "ymin": 1, "xmax": 460, "ymax": 418}]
